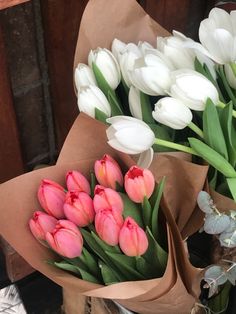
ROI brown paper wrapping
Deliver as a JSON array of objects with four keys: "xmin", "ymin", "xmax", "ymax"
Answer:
[{"xmin": 0, "ymin": 0, "xmax": 214, "ymax": 312}]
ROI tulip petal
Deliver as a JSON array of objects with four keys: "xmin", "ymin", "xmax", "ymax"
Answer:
[{"xmin": 137, "ymin": 148, "xmax": 154, "ymax": 169}]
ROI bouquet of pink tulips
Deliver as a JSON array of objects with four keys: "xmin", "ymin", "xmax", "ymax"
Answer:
[{"xmin": 29, "ymin": 154, "xmax": 168, "ymax": 286}]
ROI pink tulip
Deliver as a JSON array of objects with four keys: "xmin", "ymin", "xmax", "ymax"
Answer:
[
  {"xmin": 66, "ymin": 170, "xmax": 91, "ymax": 194},
  {"xmin": 94, "ymin": 154, "xmax": 123, "ymax": 190},
  {"xmin": 38, "ymin": 179, "xmax": 66, "ymax": 219},
  {"xmin": 64, "ymin": 191, "xmax": 95, "ymax": 227},
  {"xmin": 93, "ymin": 185, "xmax": 123, "ymax": 214},
  {"xmin": 29, "ymin": 211, "xmax": 58, "ymax": 241},
  {"xmin": 119, "ymin": 217, "xmax": 148, "ymax": 256},
  {"xmin": 95, "ymin": 208, "xmax": 123, "ymax": 246},
  {"xmin": 124, "ymin": 166, "xmax": 155, "ymax": 203},
  {"xmin": 46, "ymin": 220, "xmax": 83, "ymax": 258}
]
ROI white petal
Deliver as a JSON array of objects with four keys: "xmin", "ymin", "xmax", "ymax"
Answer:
[
  {"xmin": 108, "ymin": 138, "xmax": 138, "ymax": 154},
  {"xmin": 137, "ymin": 148, "xmax": 154, "ymax": 169},
  {"xmin": 209, "ymin": 8, "xmax": 232, "ymax": 32}
]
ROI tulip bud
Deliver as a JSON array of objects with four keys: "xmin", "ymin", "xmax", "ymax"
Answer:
[
  {"xmin": 106, "ymin": 116, "xmax": 155, "ymax": 155},
  {"xmin": 88, "ymin": 48, "xmax": 121, "ymax": 89},
  {"xmin": 119, "ymin": 217, "xmax": 148, "ymax": 256},
  {"xmin": 66, "ymin": 170, "xmax": 91, "ymax": 195},
  {"xmin": 46, "ymin": 220, "xmax": 83, "ymax": 258},
  {"xmin": 64, "ymin": 191, "xmax": 95, "ymax": 227},
  {"xmin": 124, "ymin": 166, "xmax": 155, "ymax": 203},
  {"xmin": 74, "ymin": 63, "xmax": 97, "ymax": 91},
  {"xmin": 111, "ymin": 38, "xmax": 127, "ymax": 60},
  {"xmin": 94, "ymin": 154, "xmax": 123, "ymax": 190},
  {"xmin": 170, "ymin": 69, "xmax": 219, "ymax": 110},
  {"xmin": 38, "ymin": 179, "xmax": 66, "ymax": 219},
  {"xmin": 128, "ymin": 86, "xmax": 142, "ymax": 120},
  {"xmin": 29, "ymin": 211, "xmax": 58, "ymax": 241},
  {"xmin": 77, "ymin": 85, "xmax": 111, "ymax": 118},
  {"xmin": 95, "ymin": 208, "xmax": 123, "ymax": 246},
  {"xmin": 152, "ymin": 97, "xmax": 193, "ymax": 129},
  {"xmin": 93, "ymin": 185, "xmax": 123, "ymax": 214}
]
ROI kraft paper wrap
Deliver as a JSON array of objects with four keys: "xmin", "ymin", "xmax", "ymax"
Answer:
[{"xmin": 0, "ymin": 0, "xmax": 223, "ymax": 313}]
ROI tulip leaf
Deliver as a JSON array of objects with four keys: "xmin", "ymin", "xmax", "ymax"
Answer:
[
  {"xmin": 142, "ymin": 196, "xmax": 152, "ymax": 228},
  {"xmin": 218, "ymin": 65, "xmax": 236, "ymax": 106},
  {"xmin": 99, "ymin": 260, "xmax": 120, "ymax": 285},
  {"xmin": 140, "ymin": 91, "xmax": 155, "ymax": 124},
  {"xmin": 107, "ymin": 90, "xmax": 124, "ymax": 116},
  {"xmin": 95, "ymin": 108, "xmax": 109, "ymax": 124},
  {"xmin": 151, "ymin": 177, "xmax": 165, "ymax": 241},
  {"xmin": 80, "ymin": 229, "xmax": 124, "ymax": 281},
  {"xmin": 188, "ymin": 137, "xmax": 236, "ymax": 178},
  {"xmin": 62, "ymin": 256, "xmax": 89, "ymax": 273},
  {"xmin": 143, "ymin": 227, "xmax": 168, "ymax": 277},
  {"xmin": 105, "ymin": 251, "xmax": 145, "ymax": 281},
  {"xmin": 226, "ymin": 178, "xmax": 236, "ymax": 202},
  {"xmin": 91, "ymin": 231, "xmax": 121, "ymax": 254},
  {"xmin": 119, "ymin": 193, "xmax": 144, "ymax": 228},
  {"xmin": 90, "ymin": 171, "xmax": 96, "ymax": 198},
  {"xmin": 219, "ymin": 102, "xmax": 236, "ymax": 167},
  {"xmin": 203, "ymin": 98, "xmax": 228, "ymax": 160},
  {"xmin": 80, "ymin": 247, "xmax": 100, "ymax": 278},
  {"xmin": 135, "ymin": 256, "xmax": 153, "ymax": 279},
  {"xmin": 53, "ymin": 261, "xmax": 81, "ymax": 275},
  {"xmin": 77, "ymin": 267, "xmax": 101, "ymax": 284}
]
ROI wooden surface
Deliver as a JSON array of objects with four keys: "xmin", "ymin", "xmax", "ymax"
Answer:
[{"xmin": 0, "ymin": 0, "xmax": 29, "ymax": 10}]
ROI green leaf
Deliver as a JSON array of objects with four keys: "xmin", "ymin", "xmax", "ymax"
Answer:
[
  {"xmin": 143, "ymin": 227, "xmax": 168, "ymax": 277},
  {"xmin": 91, "ymin": 231, "xmax": 121, "ymax": 254},
  {"xmin": 140, "ymin": 92, "xmax": 155, "ymax": 124},
  {"xmin": 226, "ymin": 178, "xmax": 236, "ymax": 202},
  {"xmin": 142, "ymin": 196, "xmax": 152, "ymax": 227},
  {"xmin": 99, "ymin": 260, "xmax": 120, "ymax": 285},
  {"xmin": 77, "ymin": 267, "xmax": 101, "ymax": 284},
  {"xmin": 53, "ymin": 261, "xmax": 81, "ymax": 275},
  {"xmin": 203, "ymin": 98, "xmax": 228, "ymax": 160},
  {"xmin": 220, "ymin": 102, "xmax": 236, "ymax": 167},
  {"xmin": 95, "ymin": 108, "xmax": 109, "ymax": 123},
  {"xmin": 90, "ymin": 171, "xmax": 97, "ymax": 198},
  {"xmin": 209, "ymin": 168, "xmax": 218, "ymax": 190},
  {"xmin": 188, "ymin": 137, "xmax": 236, "ymax": 178},
  {"xmin": 105, "ymin": 251, "xmax": 145, "ymax": 281},
  {"xmin": 135, "ymin": 256, "xmax": 153, "ymax": 278},
  {"xmin": 107, "ymin": 90, "xmax": 123, "ymax": 116},
  {"xmin": 80, "ymin": 247, "xmax": 100, "ymax": 278},
  {"xmin": 151, "ymin": 177, "xmax": 166, "ymax": 240},
  {"xmin": 148, "ymin": 123, "xmax": 175, "ymax": 152},
  {"xmin": 119, "ymin": 193, "xmax": 144, "ymax": 228}
]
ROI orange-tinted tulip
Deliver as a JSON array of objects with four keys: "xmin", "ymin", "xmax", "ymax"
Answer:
[
  {"xmin": 93, "ymin": 185, "xmax": 123, "ymax": 214},
  {"xmin": 66, "ymin": 170, "xmax": 91, "ymax": 194},
  {"xmin": 29, "ymin": 211, "xmax": 58, "ymax": 241}
]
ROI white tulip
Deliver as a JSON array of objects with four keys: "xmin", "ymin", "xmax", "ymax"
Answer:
[
  {"xmin": 198, "ymin": 8, "xmax": 236, "ymax": 64},
  {"xmin": 106, "ymin": 116, "xmax": 155, "ymax": 154},
  {"xmin": 88, "ymin": 48, "xmax": 121, "ymax": 89},
  {"xmin": 170, "ymin": 69, "xmax": 219, "ymax": 111},
  {"xmin": 111, "ymin": 38, "xmax": 127, "ymax": 60},
  {"xmin": 224, "ymin": 63, "xmax": 236, "ymax": 89},
  {"xmin": 138, "ymin": 41, "xmax": 154, "ymax": 54},
  {"xmin": 129, "ymin": 51, "xmax": 173, "ymax": 96},
  {"xmin": 152, "ymin": 97, "xmax": 193, "ymax": 130},
  {"xmin": 128, "ymin": 86, "xmax": 142, "ymax": 120},
  {"xmin": 74, "ymin": 63, "xmax": 97, "ymax": 91},
  {"xmin": 77, "ymin": 85, "xmax": 111, "ymax": 118}
]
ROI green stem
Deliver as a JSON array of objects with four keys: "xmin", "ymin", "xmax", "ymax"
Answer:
[
  {"xmin": 154, "ymin": 138, "xmax": 199, "ymax": 156},
  {"xmin": 219, "ymin": 65, "xmax": 236, "ymax": 105},
  {"xmin": 217, "ymin": 101, "xmax": 236, "ymax": 118},
  {"xmin": 188, "ymin": 122, "xmax": 204, "ymax": 139}
]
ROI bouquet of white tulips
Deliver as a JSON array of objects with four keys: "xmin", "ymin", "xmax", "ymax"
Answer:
[{"xmin": 73, "ymin": 2, "xmax": 236, "ymax": 313}]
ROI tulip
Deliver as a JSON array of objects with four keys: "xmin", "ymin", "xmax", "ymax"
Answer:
[
  {"xmin": 106, "ymin": 116, "xmax": 155, "ymax": 154},
  {"xmin": 128, "ymin": 86, "xmax": 143, "ymax": 120},
  {"xmin": 119, "ymin": 217, "xmax": 148, "ymax": 256},
  {"xmin": 88, "ymin": 48, "xmax": 121, "ymax": 89},
  {"xmin": 64, "ymin": 191, "xmax": 95, "ymax": 227},
  {"xmin": 224, "ymin": 63, "xmax": 236, "ymax": 89},
  {"xmin": 170, "ymin": 69, "xmax": 219, "ymax": 110},
  {"xmin": 46, "ymin": 220, "xmax": 83, "ymax": 258},
  {"xmin": 38, "ymin": 179, "xmax": 66, "ymax": 219},
  {"xmin": 74, "ymin": 63, "xmax": 97, "ymax": 91},
  {"xmin": 111, "ymin": 38, "xmax": 127, "ymax": 60},
  {"xmin": 94, "ymin": 154, "xmax": 123, "ymax": 190},
  {"xmin": 152, "ymin": 97, "xmax": 193, "ymax": 130},
  {"xmin": 77, "ymin": 85, "xmax": 111, "ymax": 118},
  {"xmin": 66, "ymin": 170, "xmax": 91, "ymax": 195},
  {"xmin": 29, "ymin": 211, "xmax": 58, "ymax": 241},
  {"xmin": 93, "ymin": 185, "xmax": 123, "ymax": 214},
  {"xmin": 124, "ymin": 165, "xmax": 155, "ymax": 203},
  {"xmin": 138, "ymin": 41, "xmax": 154, "ymax": 54},
  {"xmin": 95, "ymin": 208, "xmax": 123, "ymax": 246},
  {"xmin": 129, "ymin": 50, "xmax": 173, "ymax": 95}
]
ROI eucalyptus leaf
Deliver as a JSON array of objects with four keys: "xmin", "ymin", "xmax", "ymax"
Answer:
[
  {"xmin": 204, "ymin": 214, "xmax": 231, "ymax": 234},
  {"xmin": 226, "ymin": 264, "xmax": 236, "ymax": 285},
  {"xmin": 204, "ymin": 266, "xmax": 227, "ymax": 286},
  {"xmin": 219, "ymin": 230, "xmax": 236, "ymax": 248},
  {"xmin": 197, "ymin": 191, "xmax": 214, "ymax": 214},
  {"xmin": 205, "ymin": 279, "xmax": 218, "ymax": 298}
]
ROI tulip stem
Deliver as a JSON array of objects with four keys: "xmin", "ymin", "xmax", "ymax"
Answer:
[
  {"xmin": 217, "ymin": 101, "xmax": 236, "ymax": 118},
  {"xmin": 188, "ymin": 122, "xmax": 204, "ymax": 139},
  {"xmin": 154, "ymin": 138, "xmax": 199, "ymax": 156}
]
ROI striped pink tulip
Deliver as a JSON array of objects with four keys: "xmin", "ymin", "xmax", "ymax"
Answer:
[
  {"xmin": 29, "ymin": 211, "xmax": 58, "ymax": 241},
  {"xmin": 38, "ymin": 179, "xmax": 66, "ymax": 219},
  {"xmin": 124, "ymin": 166, "xmax": 155, "ymax": 203},
  {"xmin": 46, "ymin": 220, "xmax": 83, "ymax": 258},
  {"xmin": 119, "ymin": 217, "xmax": 148, "ymax": 256},
  {"xmin": 66, "ymin": 170, "xmax": 91, "ymax": 194},
  {"xmin": 93, "ymin": 185, "xmax": 123, "ymax": 214},
  {"xmin": 64, "ymin": 191, "xmax": 95, "ymax": 227},
  {"xmin": 94, "ymin": 154, "xmax": 123, "ymax": 190}
]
